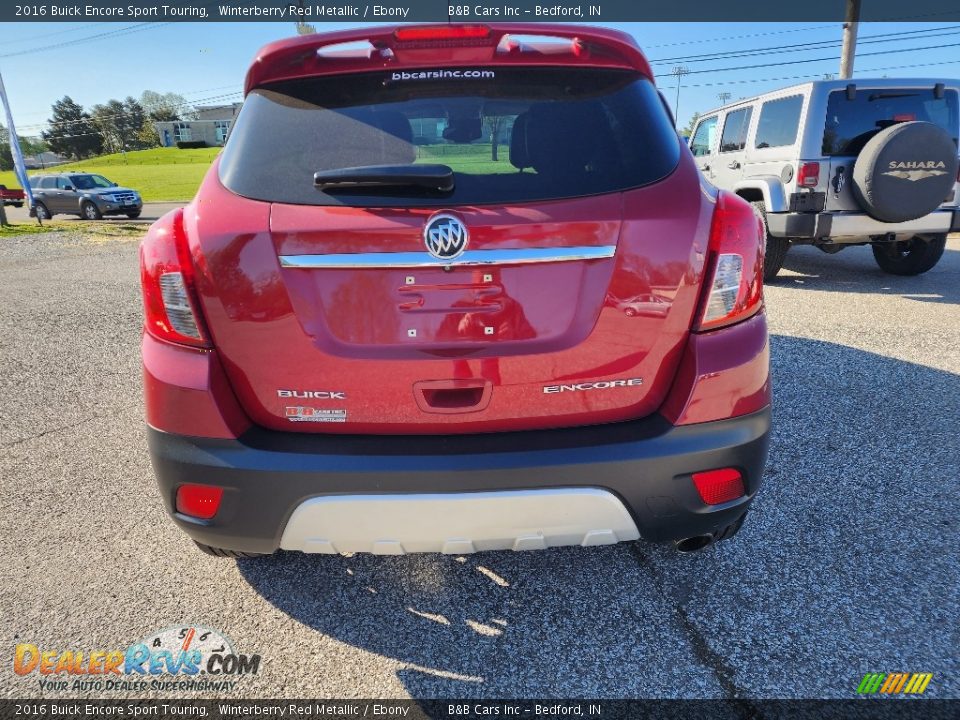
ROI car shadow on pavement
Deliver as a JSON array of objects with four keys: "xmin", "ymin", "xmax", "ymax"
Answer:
[
  {"xmin": 237, "ymin": 335, "xmax": 958, "ymax": 699},
  {"xmin": 774, "ymin": 244, "xmax": 960, "ymax": 305}
]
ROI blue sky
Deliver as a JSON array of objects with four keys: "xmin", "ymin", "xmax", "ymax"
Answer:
[{"xmin": 2, "ymin": 20, "xmax": 959, "ymax": 137}]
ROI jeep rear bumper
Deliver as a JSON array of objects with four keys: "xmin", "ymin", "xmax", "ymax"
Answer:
[
  {"xmin": 147, "ymin": 406, "xmax": 770, "ymax": 555},
  {"xmin": 767, "ymin": 207, "xmax": 960, "ymax": 239}
]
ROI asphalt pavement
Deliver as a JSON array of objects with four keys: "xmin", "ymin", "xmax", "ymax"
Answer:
[
  {"xmin": 2, "ymin": 201, "xmax": 184, "ymax": 225},
  {"xmin": 0, "ymin": 232, "xmax": 957, "ymax": 699}
]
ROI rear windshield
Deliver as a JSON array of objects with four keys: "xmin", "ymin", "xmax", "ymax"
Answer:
[
  {"xmin": 822, "ymin": 87, "xmax": 959, "ymax": 156},
  {"xmin": 219, "ymin": 68, "xmax": 680, "ymax": 207}
]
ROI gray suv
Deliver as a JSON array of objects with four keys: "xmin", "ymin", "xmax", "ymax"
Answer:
[
  {"xmin": 29, "ymin": 172, "xmax": 143, "ymax": 221},
  {"xmin": 690, "ymin": 79, "xmax": 960, "ymax": 279}
]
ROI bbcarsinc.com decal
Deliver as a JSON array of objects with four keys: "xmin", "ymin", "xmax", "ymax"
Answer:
[
  {"xmin": 387, "ymin": 69, "xmax": 496, "ymax": 82},
  {"xmin": 14, "ymin": 625, "xmax": 261, "ymax": 693}
]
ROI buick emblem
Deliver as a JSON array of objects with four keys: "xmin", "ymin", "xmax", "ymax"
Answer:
[{"xmin": 424, "ymin": 214, "xmax": 468, "ymax": 260}]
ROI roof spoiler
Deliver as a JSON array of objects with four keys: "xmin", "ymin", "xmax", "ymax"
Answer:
[{"xmin": 244, "ymin": 23, "xmax": 653, "ymax": 94}]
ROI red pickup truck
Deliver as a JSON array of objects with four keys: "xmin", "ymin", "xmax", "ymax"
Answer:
[{"xmin": 0, "ymin": 185, "xmax": 25, "ymax": 208}]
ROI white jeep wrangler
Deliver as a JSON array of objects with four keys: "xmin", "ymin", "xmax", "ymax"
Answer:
[{"xmin": 690, "ymin": 79, "xmax": 960, "ymax": 280}]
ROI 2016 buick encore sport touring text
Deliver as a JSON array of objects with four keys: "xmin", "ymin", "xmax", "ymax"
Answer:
[{"xmin": 140, "ymin": 24, "xmax": 771, "ymax": 558}]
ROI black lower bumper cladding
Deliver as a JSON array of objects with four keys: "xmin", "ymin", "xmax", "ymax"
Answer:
[{"xmin": 148, "ymin": 408, "xmax": 771, "ymax": 554}]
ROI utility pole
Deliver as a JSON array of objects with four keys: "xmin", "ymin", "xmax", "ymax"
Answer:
[
  {"xmin": 839, "ymin": 0, "xmax": 861, "ymax": 79},
  {"xmin": 671, "ymin": 65, "xmax": 690, "ymax": 125},
  {"xmin": 717, "ymin": 92, "xmax": 732, "ymax": 105}
]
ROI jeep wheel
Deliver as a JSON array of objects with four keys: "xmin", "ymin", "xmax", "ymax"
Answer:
[
  {"xmin": 751, "ymin": 201, "xmax": 789, "ymax": 282},
  {"xmin": 194, "ymin": 541, "xmax": 267, "ymax": 558},
  {"xmin": 34, "ymin": 202, "xmax": 51, "ymax": 220},
  {"xmin": 81, "ymin": 201, "xmax": 102, "ymax": 220},
  {"xmin": 871, "ymin": 234, "xmax": 947, "ymax": 276},
  {"xmin": 126, "ymin": 210, "xmax": 142, "ymax": 219}
]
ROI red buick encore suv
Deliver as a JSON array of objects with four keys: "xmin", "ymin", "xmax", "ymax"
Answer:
[{"xmin": 141, "ymin": 24, "xmax": 770, "ymax": 557}]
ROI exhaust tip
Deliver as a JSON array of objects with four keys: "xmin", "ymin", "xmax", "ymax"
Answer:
[{"xmin": 675, "ymin": 535, "xmax": 713, "ymax": 553}]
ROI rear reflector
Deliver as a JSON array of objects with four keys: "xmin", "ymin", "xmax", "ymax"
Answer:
[
  {"xmin": 797, "ymin": 161, "xmax": 820, "ymax": 188},
  {"xmin": 176, "ymin": 484, "xmax": 224, "ymax": 520},
  {"xmin": 394, "ymin": 25, "xmax": 490, "ymax": 42},
  {"xmin": 692, "ymin": 468, "xmax": 745, "ymax": 505}
]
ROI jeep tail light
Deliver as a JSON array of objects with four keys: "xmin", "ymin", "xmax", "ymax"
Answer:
[
  {"xmin": 692, "ymin": 468, "xmax": 745, "ymax": 505},
  {"xmin": 176, "ymin": 484, "xmax": 223, "ymax": 520},
  {"xmin": 696, "ymin": 191, "xmax": 764, "ymax": 332},
  {"xmin": 140, "ymin": 210, "xmax": 210, "ymax": 348},
  {"xmin": 797, "ymin": 161, "xmax": 820, "ymax": 188}
]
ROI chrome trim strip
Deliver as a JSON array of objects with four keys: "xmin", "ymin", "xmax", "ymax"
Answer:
[{"xmin": 279, "ymin": 246, "xmax": 616, "ymax": 269}]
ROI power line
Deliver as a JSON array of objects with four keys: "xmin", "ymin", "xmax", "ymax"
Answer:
[
  {"xmin": 648, "ymin": 24, "xmax": 960, "ymax": 64},
  {"xmin": 0, "ymin": 22, "xmax": 172, "ymax": 59},
  {"xmin": 682, "ymin": 58, "xmax": 960, "ymax": 90},
  {"xmin": 2, "ymin": 23, "xmax": 102, "ymax": 47},
  {"xmin": 643, "ymin": 24, "xmax": 829, "ymax": 49},
  {"xmin": 677, "ymin": 39, "xmax": 960, "ymax": 75}
]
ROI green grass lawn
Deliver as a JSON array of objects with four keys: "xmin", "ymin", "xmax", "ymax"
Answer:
[
  {"xmin": 0, "ymin": 147, "xmax": 220, "ymax": 202},
  {"xmin": 416, "ymin": 143, "xmax": 513, "ymax": 174},
  {"xmin": 0, "ymin": 143, "xmax": 518, "ymax": 203},
  {"xmin": 0, "ymin": 219, "xmax": 145, "ymax": 239}
]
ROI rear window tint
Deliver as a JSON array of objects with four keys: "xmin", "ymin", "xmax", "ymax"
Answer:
[
  {"xmin": 755, "ymin": 95, "xmax": 803, "ymax": 148},
  {"xmin": 822, "ymin": 87, "xmax": 960, "ymax": 155},
  {"xmin": 719, "ymin": 107, "xmax": 752, "ymax": 152},
  {"xmin": 219, "ymin": 68, "xmax": 681, "ymax": 207}
]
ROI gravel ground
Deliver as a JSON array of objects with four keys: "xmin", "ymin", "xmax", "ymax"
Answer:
[{"xmin": 0, "ymin": 231, "xmax": 957, "ymax": 700}]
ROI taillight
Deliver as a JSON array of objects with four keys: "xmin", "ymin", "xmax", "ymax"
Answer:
[
  {"xmin": 394, "ymin": 25, "xmax": 490, "ymax": 42},
  {"xmin": 140, "ymin": 210, "xmax": 210, "ymax": 348},
  {"xmin": 692, "ymin": 468, "xmax": 745, "ymax": 505},
  {"xmin": 176, "ymin": 484, "xmax": 223, "ymax": 520},
  {"xmin": 797, "ymin": 161, "xmax": 820, "ymax": 188},
  {"xmin": 696, "ymin": 192, "xmax": 764, "ymax": 332}
]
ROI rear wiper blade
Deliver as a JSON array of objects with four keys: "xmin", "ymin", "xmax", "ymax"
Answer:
[{"xmin": 314, "ymin": 164, "xmax": 454, "ymax": 193}]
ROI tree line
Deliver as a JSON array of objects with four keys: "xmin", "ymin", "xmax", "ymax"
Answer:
[{"xmin": 2, "ymin": 90, "xmax": 195, "ymax": 167}]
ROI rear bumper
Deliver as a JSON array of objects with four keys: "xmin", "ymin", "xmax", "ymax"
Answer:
[
  {"xmin": 767, "ymin": 208, "xmax": 959, "ymax": 239},
  {"xmin": 147, "ymin": 406, "xmax": 770, "ymax": 555}
]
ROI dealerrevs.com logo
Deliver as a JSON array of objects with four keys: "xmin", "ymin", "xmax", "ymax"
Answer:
[
  {"xmin": 14, "ymin": 626, "xmax": 261, "ymax": 693},
  {"xmin": 388, "ymin": 69, "xmax": 495, "ymax": 82}
]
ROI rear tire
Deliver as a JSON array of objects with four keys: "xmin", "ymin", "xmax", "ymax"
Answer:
[
  {"xmin": 12, "ymin": 202, "xmax": 23, "ymax": 208},
  {"xmin": 81, "ymin": 201, "xmax": 102, "ymax": 220},
  {"xmin": 750, "ymin": 201, "xmax": 789, "ymax": 282},
  {"xmin": 194, "ymin": 541, "xmax": 267, "ymax": 559},
  {"xmin": 871, "ymin": 234, "xmax": 946, "ymax": 275}
]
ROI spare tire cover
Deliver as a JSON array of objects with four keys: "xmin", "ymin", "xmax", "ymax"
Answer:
[{"xmin": 851, "ymin": 121, "xmax": 958, "ymax": 223}]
